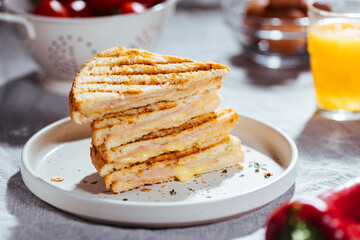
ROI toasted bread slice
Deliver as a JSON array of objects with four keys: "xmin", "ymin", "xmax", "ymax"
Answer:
[
  {"xmin": 93, "ymin": 109, "xmax": 238, "ymax": 176},
  {"xmin": 91, "ymin": 90, "xmax": 222, "ymax": 148},
  {"xmin": 91, "ymin": 131, "xmax": 230, "ymax": 178},
  {"xmin": 69, "ymin": 46, "xmax": 229, "ymax": 124},
  {"xmin": 99, "ymin": 135, "xmax": 244, "ymax": 193}
]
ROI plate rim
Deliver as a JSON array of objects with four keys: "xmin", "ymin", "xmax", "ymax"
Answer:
[{"xmin": 21, "ymin": 115, "xmax": 298, "ymax": 223}]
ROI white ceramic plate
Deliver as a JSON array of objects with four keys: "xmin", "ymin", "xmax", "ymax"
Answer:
[{"xmin": 21, "ymin": 116, "xmax": 298, "ymax": 227}]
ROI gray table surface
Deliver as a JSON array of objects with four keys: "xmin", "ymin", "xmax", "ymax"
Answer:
[{"xmin": 1, "ymin": 3, "xmax": 360, "ymax": 240}]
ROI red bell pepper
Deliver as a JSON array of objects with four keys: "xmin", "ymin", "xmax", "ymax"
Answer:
[{"xmin": 265, "ymin": 177, "xmax": 360, "ymax": 240}]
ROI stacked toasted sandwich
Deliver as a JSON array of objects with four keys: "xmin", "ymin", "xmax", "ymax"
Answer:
[{"xmin": 69, "ymin": 46, "xmax": 244, "ymax": 193}]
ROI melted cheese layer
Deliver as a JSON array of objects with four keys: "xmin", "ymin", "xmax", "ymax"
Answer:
[{"xmin": 173, "ymin": 163, "xmax": 211, "ymax": 182}]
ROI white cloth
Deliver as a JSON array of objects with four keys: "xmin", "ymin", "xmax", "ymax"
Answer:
[{"xmin": 1, "ymin": 7, "xmax": 360, "ymax": 240}]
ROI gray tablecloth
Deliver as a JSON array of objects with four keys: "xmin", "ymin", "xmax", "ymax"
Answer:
[{"xmin": 1, "ymin": 4, "xmax": 360, "ymax": 240}]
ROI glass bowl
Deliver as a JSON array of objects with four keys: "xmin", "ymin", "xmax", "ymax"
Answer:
[{"xmin": 222, "ymin": 0, "xmax": 309, "ymax": 69}]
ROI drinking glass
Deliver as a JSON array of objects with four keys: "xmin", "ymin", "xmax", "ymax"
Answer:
[{"xmin": 308, "ymin": 0, "xmax": 360, "ymax": 120}]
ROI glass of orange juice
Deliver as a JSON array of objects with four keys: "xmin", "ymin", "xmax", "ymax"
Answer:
[{"xmin": 308, "ymin": 0, "xmax": 360, "ymax": 121}]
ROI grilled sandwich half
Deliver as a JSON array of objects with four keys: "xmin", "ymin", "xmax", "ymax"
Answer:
[
  {"xmin": 69, "ymin": 46, "xmax": 243, "ymax": 193},
  {"xmin": 92, "ymin": 134, "xmax": 244, "ymax": 193},
  {"xmin": 69, "ymin": 46, "xmax": 229, "ymax": 124}
]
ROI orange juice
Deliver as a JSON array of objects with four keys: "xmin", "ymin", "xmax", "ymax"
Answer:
[{"xmin": 308, "ymin": 22, "xmax": 360, "ymax": 112}]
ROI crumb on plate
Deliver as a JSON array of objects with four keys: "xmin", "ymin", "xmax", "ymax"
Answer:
[
  {"xmin": 141, "ymin": 188, "xmax": 152, "ymax": 192},
  {"xmin": 51, "ymin": 176, "xmax": 64, "ymax": 182},
  {"xmin": 264, "ymin": 172, "xmax": 273, "ymax": 178}
]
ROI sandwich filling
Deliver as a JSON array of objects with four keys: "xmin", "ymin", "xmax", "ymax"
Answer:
[
  {"xmin": 100, "ymin": 135, "xmax": 244, "ymax": 193},
  {"xmin": 94, "ymin": 109, "xmax": 238, "ymax": 171},
  {"xmin": 91, "ymin": 90, "xmax": 222, "ymax": 148}
]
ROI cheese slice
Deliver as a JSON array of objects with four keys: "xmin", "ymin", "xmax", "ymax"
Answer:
[{"xmin": 173, "ymin": 163, "xmax": 211, "ymax": 182}]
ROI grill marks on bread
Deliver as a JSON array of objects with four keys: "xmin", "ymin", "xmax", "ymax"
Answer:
[
  {"xmin": 69, "ymin": 46, "xmax": 229, "ymax": 124},
  {"xmin": 94, "ymin": 47, "xmax": 169, "ymax": 58},
  {"xmin": 73, "ymin": 69, "xmax": 228, "ymax": 98},
  {"xmin": 86, "ymin": 54, "xmax": 193, "ymax": 68},
  {"xmin": 74, "ymin": 46, "xmax": 228, "ymax": 91},
  {"xmin": 84, "ymin": 62, "xmax": 223, "ymax": 77},
  {"xmin": 76, "ymin": 66, "xmax": 227, "ymax": 88}
]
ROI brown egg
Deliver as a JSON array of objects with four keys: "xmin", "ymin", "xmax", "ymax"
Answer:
[
  {"xmin": 263, "ymin": 6, "xmax": 306, "ymax": 19},
  {"xmin": 266, "ymin": 38, "xmax": 306, "ymax": 55},
  {"xmin": 267, "ymin": 0, "xmax": 308, "ymax": 16},
  {"xmin": 298, "ymin": 0, "xmax": 308, "ymax": 16},
  {"xmin": 244, "ymin": 0, "xmax": 269, "ymax": 47},
  {"xmin": 242, "ymin": 0, "xmax": 308, "ymax": 56},
  {"xmin": 245, "ymin": 0, "xmax": 268, "ymax": 17},
  {"xmin": 268, "ymin": 0, "xmax": 301, "ymax": 8},
  {"xmin": 313, "ymin": 2, "xmax": 332, "ymax": 12},
  {"xmin": 260, "ymin": 20, "xmax": 307, "ymax": 55},
  {"xmin": 244, "ymin": 0, "xmax": 268, "ymax": 32}
]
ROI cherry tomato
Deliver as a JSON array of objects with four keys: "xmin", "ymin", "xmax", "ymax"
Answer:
[
  {"xmin": 136, "ymin": 0, "xmax": 164, "ymax": 8},
  {"xmin": 34, "ymin": 0, "xmax": 70, "ymax": 17},
  {"xmin": 63, "ymin": 0, "xmax": 93, "ymax": 17},
  {"xmin": 88, "ymin": 0, "xmax": 125, "ymax": 16},
  {"xmin": 120, "ymin": 1, "xmax": 147, "ymax": 14}
]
